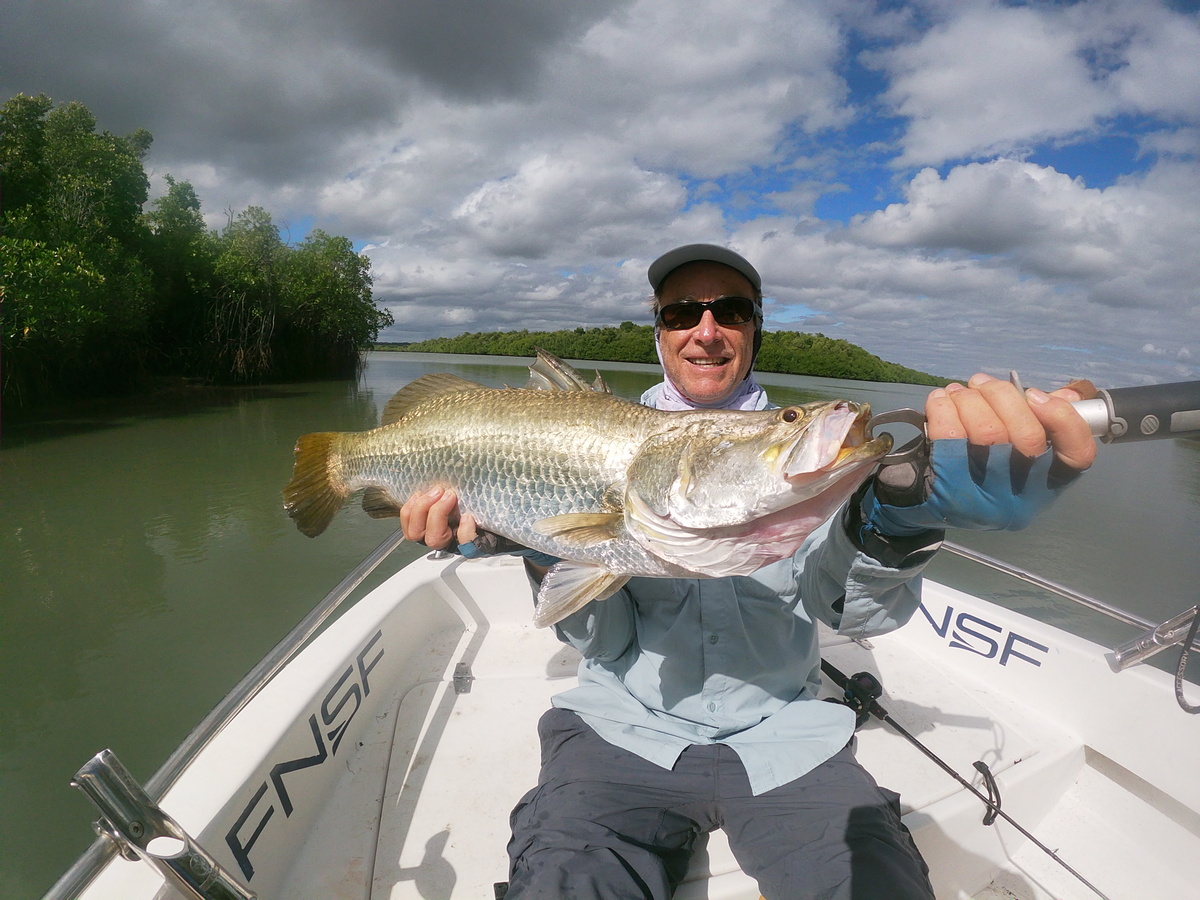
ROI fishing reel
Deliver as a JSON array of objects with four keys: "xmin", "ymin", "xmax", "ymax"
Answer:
[{"xmin": 824, "ymin": 668, "xmax": 884, "ymax": 729}]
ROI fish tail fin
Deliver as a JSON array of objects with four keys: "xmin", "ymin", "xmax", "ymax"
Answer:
[
  {"xmin": 533, "ymin": 563, "xmax": 630, "ymax": 627},
  {"xmin": 283, "ymin": 432, "xmax": 349, "ymax": 537}
]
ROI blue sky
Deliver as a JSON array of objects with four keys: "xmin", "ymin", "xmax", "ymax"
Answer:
[{"xmin": 4, "ymin": 0, "xmax": 1199, "ymax": 385}]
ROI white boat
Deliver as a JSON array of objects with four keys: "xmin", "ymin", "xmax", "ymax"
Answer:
[{"xmin": 47, "ymin": 532, "xmax": 1199, "ymax": 900}]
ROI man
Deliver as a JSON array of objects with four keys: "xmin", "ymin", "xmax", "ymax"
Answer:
[{"xmin": 401, "ymin": 244, "xmax": 1095, "ymax": 899}]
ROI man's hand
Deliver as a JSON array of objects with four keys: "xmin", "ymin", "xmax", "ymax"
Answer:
[
  {"xmin": 856, "ymin": 372, "xmax": 1099, "ymax": 543},
  {"xmin": 399, "ymin": 486, "xmax": 477, "ymax": 550},
  {"xmin": 399, "ymin": 487, "xmax": 557, "ymax": 580},
  {"xmin": 925, "ymin": 373, "xmax": 1095, "ymax": 471}
]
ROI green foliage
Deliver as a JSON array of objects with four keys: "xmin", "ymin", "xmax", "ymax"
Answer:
[
  {"xmin": 393, "ymin": 324, "xmax": 946, "ymax": 385},
  {"xmin": 276, "ymin": 229, "xmax": 390, "ymax": 379},
  {"xmin": 399, "ymin": 323, "xmax": 659, "ymax": 366},
  {"xmin": 756, "ymin": 331, "xmax": 947, "ymax": 385},
  {"xmin": 209, "ymin": 206, "xmax": 286, "ymax": 381},
  {"xmin": 1, "ymin": 95, "xmax": 155, "ymax": 402},
  {"xmin": 1, "ymin": 94, "xmax": 389, "ymax": 408},
  {"xmin": 142, "ymin": 175, "xmax": 218, "ymax": 373}
]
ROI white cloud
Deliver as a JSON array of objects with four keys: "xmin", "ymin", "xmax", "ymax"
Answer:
[
  {"xmin": 873, "ymin": 4, "xmax": 1113, "ymax": 166},
  {"xmin": 846, "ymin": 158, "xmax": 1200, "ymax": 310},
  {"xmin": 873, "ymin": 1, "xmax": 1200, "ymax": 167},
  {"xmin": 452, "ymin": 150, "xmax": 686, "ymax": 259},
  {"xmin": 1111, "ymin": 5, "xmax": 1200, "ymax": 123}
]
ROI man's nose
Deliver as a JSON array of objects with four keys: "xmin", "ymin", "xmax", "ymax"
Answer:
[{"xmin": 693, "ymin": 309, "xmax": 720, "ymax": 340}]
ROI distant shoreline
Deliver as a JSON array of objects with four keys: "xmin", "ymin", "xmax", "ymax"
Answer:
[{"xmin": 375, "ymin": 323, "xmax": 950, "ymax": 387}]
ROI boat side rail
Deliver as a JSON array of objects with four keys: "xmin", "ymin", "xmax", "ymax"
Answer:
[
  {"xmin": 44, "ymin": 529, "xmax": 410, "ymax": 900},
  {"xmin": 941, "ymin": 541, "xmax": 1199, "ymax": 673}
]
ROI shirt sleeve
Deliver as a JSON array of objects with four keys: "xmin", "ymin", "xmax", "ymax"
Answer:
[{"xmin": 793, "ymin": 507, "xmax": 938, "ymax": 640}]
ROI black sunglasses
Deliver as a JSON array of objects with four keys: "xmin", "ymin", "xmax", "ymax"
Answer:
[{"xmin": 655, "ymin": 296, "xmax": 758, "ymax": 331}]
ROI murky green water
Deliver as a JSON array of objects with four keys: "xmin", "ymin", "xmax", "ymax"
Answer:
[{"xmin": 2, "ymin": 352, "xmax": 1198, "ymax": 898}]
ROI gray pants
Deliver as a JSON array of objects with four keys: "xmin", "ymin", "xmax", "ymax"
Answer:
[{"xmin": 506, "ymin": 708, "xmax": 933, "ymax": 900}]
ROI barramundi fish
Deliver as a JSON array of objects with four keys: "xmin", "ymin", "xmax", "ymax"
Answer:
[{"xmin": 283, "ymin": 351, "xmax": 891, "ymax": 627}]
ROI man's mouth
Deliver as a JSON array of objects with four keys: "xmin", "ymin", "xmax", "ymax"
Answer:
[{"xmin": 685, "ymin": 357, "xmax": 730, "ymax": 368}]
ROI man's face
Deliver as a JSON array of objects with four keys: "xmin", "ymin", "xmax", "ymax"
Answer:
[{"xmin": 656, "ymin": 261, "xmax": 757, "ymax": 405}]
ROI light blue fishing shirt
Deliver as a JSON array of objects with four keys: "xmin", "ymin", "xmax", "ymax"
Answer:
[{"xmin": 546, "ymin": 382, "xmax": 934, "ymax": 796}]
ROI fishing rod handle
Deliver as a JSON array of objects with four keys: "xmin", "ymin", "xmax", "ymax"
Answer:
[{"xmin": 1073, "ymin": 381, "xmax": 1200, "ymax": 443}]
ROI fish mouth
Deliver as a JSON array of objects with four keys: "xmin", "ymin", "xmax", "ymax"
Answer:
[{"xmin": 781, "ymin": 402, "xmax": 892, "ymax": 479}]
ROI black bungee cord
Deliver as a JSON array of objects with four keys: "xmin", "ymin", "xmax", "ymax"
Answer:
[{"xmin": 1175, "ymin": 605, "xmax": 1200, "ymax": 714}]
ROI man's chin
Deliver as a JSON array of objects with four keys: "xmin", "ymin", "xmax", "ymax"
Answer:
[{"xmin": 679, "ymin": 375, "xmax": 738, "ymax": 404}]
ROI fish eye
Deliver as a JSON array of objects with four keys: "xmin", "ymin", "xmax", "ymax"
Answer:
[{"xmin": 780, "ymin": 407, "xmax": 802, "ymax": 423}]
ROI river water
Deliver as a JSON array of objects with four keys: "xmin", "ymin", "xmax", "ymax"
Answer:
[{"xmin": 3, "ymin": 351, "xmax": 1198, "ymax": 898}]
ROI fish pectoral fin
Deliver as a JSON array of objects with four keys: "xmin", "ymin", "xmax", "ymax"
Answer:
[
  {"xmin": 533, "ymin": 563, "xmax": 630, "ymax": 627},
  {"xmin": 362, "ymin": 487, "xmax": 402, "ymax": 519},
  {"xmin": 532, "ymin": 512, "xmax": 624, "ymax": 546}
]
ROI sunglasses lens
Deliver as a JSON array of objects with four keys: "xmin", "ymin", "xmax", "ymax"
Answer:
[
  {"xmin": 658, "ymin": 303, "xmax": 703, "ymax": 330},
  {"xmin": 710, "ymin": 296, "xmax": 755, "ymax": 325},
  {"xmin": 658, "ymin": 297, "xmax": 756, "ymax": 330}
]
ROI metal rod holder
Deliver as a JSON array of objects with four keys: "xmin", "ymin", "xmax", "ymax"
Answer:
[
  {"xmin": 46, "ymin": 530, "xmax": 409, "ymax": 900},
  {"xmin": 71, "ymin": 749, "xmax": 255, "ymax": 900},
  {"xmin": 1106, "ymin": 606, "xmax": 1199, "ymax": 672}
]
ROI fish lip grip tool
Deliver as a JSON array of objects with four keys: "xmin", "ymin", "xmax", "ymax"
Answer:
[{"xmin": 865, "ymin": 407, "xmax": 929, "ymax": 466}]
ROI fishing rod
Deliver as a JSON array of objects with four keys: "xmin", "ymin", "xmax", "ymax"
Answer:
[{"xmin": 820, "ymin": 659, "xmax": 1114, "ymax": 900}]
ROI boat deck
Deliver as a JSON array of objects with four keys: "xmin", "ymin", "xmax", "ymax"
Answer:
[
  {"xmin": 68, "ymin": 552, "xmax": 1200, "ymax": 900},
  {"xmin": 350, "ymin": 555, "xmax": 1197, "ymax": 900}
]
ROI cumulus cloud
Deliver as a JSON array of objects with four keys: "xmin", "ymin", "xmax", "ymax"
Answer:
[
  {"xmin": 872, "ymin": 0, "xmax": 1200, "ymax": 167},
  {"xmin": 452, "ymin": 150, "xmax": 686, "ymax": 259},
  {"xmin": 848, "ymin": 158, "xmax": 1200, "ymax": 306},
  {"xmin": 872, "ymin": 4, "xmax": 1114, "ymax": 166}
]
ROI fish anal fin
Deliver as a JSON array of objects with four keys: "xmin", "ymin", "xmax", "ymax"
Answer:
[
  {"xmin": 533, "ymin": 563, "xmax": 630, "ymax": 627},
  {"xmin": 362, "ymin": 487, "xmax": 402, "ymax": 519},
  {"xmin": 533, "ymin": 512, "xmax": 623, "ymax": 547},
  {"xmin": 381, "ymin": 373, "xmax": 483, "ymax": 426},
  {"xmin": 283, "ymin": 432, "xmax": 349, "ymax": 537}
]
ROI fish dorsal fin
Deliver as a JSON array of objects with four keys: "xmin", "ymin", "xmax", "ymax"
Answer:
[
  {"xmin": 533, "ymin": 511, "xmax": 624, "ymax": 547},
  {"xmin": 533, "ymin": 562, "xmax": 630, "ymax": 627},
  {"xmin": 526, "ymin": 349, "xmax": 611, "ymax": 394},
  {"xmin": 381, "ymin": 373, "xmax": 482, "ymax": 425}
]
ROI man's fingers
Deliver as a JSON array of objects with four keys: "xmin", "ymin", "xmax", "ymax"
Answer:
[
  {"xmin": 422, "ymin": 488, "xmax": 460, "ymax": 549},
  {"xmin": 924, "ymin": 374, "xmax": 1094, "ymax": 469},
  {"xmin": 399, "ymin": 486, "xmax": 459, "ymax": 548},
  {"xmin": 458, "ymin": 512, "xmax": 478, "ymax": 545},
  {"xmin": 925, "ymin": 387, "xmax": 965, "ymax": 440},
  {"xmin": 1026, "ymin": 388, "xmax": 1096, "ymax": 470},
  {"xmin": 966, "ymin": 373, "xmax": 1049, "ymax": 457},
  {"xmin": 926, "ymin": 381, "xmax": 1010, "ymax": 445},
  {"xmin": 400, "ymin": 487, "xmax": 438, "ymax": 542}
]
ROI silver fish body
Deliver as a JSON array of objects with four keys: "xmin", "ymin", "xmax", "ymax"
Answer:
[{"xmin": 283, "ymin": 352, "xmax": 892, "ymax": 626}]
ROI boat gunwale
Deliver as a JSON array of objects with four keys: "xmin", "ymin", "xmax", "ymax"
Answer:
[{"xmin": 42, "ymin": 529, "xmax": 411, "ymax": 900}]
